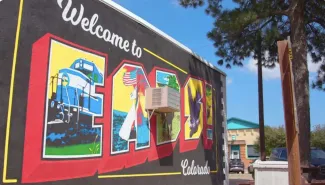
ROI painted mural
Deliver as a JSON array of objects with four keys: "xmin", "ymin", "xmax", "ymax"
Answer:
[
  {"xmin": 44, "ymin": 39, "xmax": 104, "ymax": 158},
  {"xmin": 156, "ymin": 70, "xmax": 181, "ymax": 145},
  {"xmin": 184, "ymin": 78, "xmax": 204, "ymax": 140},
  {"xmin": 0, "ymin": 0, "xmax": 226, "ymax": 185},
  {"xmin": 206, "ymin": 84, "xmax": 213, "ymax": 126},
  {"xmin": 111, "ymin": 64, "xmax": 150, "ymax": 154}
]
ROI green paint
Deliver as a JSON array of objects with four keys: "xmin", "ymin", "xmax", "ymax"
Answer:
[
  {"xmin": 157, "ymin": 112, "xmax": 181, "ymax": 143},
  {"xmin": 167, "ymin": 75, "xmax": 180, "ymax": 91},
  {"xmin": 206, "ymin": 85, "xmax": 212, "ymax": 97},
  {"xmin": 45, "ymin": 142, "xmax": 101, "ymax": 156}
]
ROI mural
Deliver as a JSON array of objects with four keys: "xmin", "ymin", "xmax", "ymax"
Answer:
[
  {"xmin": 184, "ymin": 78, "xmax": 204, "ymax": 140},
  {"xmin": 44, "ymin": 39, "xmax": 104, "ymax": 158},
  {"xmin": 156, "ymin": 70, "xmax": 181, "ymax": 145},
  {"xmin": 0, "ymin": 0, "xmax": 226, "ymax": 184},
  {"xmin": 111, "ymin": 64, "xmax": 150, "ymax": 154},
  {"xmin": 206, "ymin": 84, "xmax": 213, "ymax": 126}
]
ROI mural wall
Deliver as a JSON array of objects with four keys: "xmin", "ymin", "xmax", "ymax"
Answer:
[{"xmin": 0, "ymin": 0, "xmax": 227, "ymax": 185}]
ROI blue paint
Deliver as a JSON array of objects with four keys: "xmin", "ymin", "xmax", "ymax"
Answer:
[
  {"xmin": 47, "ymin": 133, "xmax": 66, "ymax": 141},
  {"xmin": 227, "ymin": 117, "xmax": 259, "ymax": 130},
  {"xmin": 112, "ymin": 110, "xmax": 150, "ymax": 152},
  {"xmin": 136, "ymin": 114, "xmax": 149, "ymax": 145},
  {"xmin": 156, "ymin": 71, "xmax": 171, "ymax": 85}
]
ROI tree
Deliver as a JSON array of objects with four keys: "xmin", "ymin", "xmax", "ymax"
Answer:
[
  {"xmin": 254, "ymin": 125, "xmax": 286, "ymax": 156},
  {"xmin": 254, "ymin": 124, "xmax": 325, "ymax": 155},
  {"xmin": 178, "ymin": 0, "xmax": 325, "ymax": 167},
  {"xmin": 311, "ymin": 124, "xmax": 325, "ymax": 150}
]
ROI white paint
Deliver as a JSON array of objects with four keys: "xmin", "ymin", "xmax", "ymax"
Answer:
[
  {"xmin": 57, "ymin": 0, "xmax": 142, "ymax": 58},
  {"xmin": 42, "ymin": 39, "xmax": 104, "ymax": 159},
  {"xmin": 110, "ymin": 64, "xmax": 151, "ymax": 155},
  {"xmin": 181, "ymin": 159, "xmax": 210, "ymax": 176}
]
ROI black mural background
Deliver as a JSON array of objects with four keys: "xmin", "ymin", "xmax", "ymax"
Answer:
[{"xmin": 0, "ymin": 0, "xmax": 227, "ymax": 185}]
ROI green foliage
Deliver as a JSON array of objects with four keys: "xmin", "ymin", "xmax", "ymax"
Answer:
[
  {"xmin": 254, "ymin": 124, "xmax": 325, "ymax": 156},
  {"xmin": 254, "ymin": 126, "xmax": 286, "ymax": 156},
  {"xmin": 177, "ymin": 0, "xmax": 325, "ymax": 90},
  {"xmin": 311, "ymin": 124, "xmax": 325, "ymax": 150}
]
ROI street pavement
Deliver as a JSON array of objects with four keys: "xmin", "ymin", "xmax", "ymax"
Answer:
[{"xmin": 229, "ymin": 173, "xmax": 253, "ymax": 185}]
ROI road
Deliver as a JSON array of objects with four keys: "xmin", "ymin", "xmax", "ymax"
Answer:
[{"xmin": 229, "ymin": 173, "xmax": 253, "ymax": 185}]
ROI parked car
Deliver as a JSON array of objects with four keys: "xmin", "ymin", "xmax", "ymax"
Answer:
[
  {"xmin": 229, "ymin": 158, "xmax": 245, "ymax": 174},
  {"xmin": 248, "ymin": 157, "xmax": 270, "ymax": 179},
  {"xmin": 269, "ymin": 147, "xmax": 325, "ymax": 182},
  {"xmin": 248, "ymin": 158, "xmax": 258, "ymax": 174}
]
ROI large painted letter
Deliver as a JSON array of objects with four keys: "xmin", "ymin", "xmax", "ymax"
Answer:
[
  {"xmin": 22, "ymin": 33, "xmax": 107, "ymax": 183},
  {"xmin": 180, "ymin": 76, "xmax": 204, "ymax": 153},
  {"xmin": 203, "ymin": 82, "xmax": 213, "ymax": 149},
  {"xmin": 148, "ymin": 67, "xmax": 181, "ymax": 161},
  {"xmin": 98, "ymin": 61, "xmax": 152, "ymax": 174}
]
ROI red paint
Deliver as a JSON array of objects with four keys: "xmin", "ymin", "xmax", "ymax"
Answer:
[
  {"xmin": 22, "ymin": 33, "xmax": 107, "ymax": 183},
  {"xmin": 202, "ymin": 82, "xmax": 213, "ymax": 150},
  {"xmin": 147, "ymin": 67, "xmax": 181, "ymax": 161},
  {"xmin": 97, "ymin": 60, "xmax": 152, "ymax": 174},
  {"xmin": 179, "ymin": 76, "xmax": 204, "ymax": 153},
  {"xmin": 22, "ymin": 34, "xmax": 215, "ymax": 183}
]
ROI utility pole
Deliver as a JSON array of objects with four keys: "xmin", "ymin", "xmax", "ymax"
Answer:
[
  {"xmin": 257, "ymin": 33, "xmax": 266, "ymax": 161},
  {"xmin": 277, "ymin": 38, "xmax": 301, "ymax": 185}
]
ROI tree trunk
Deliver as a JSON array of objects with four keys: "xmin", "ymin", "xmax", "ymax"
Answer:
[
  {"xmin": 290, "ymin": 0, "xmax": 310, "ymax": 167},
  {"xmin": 257, "ymin": 34, "xmax": 266, "ymax": 161}
]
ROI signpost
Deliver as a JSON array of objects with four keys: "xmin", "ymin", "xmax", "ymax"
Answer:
[{"xmin": 277, "ymin": 38, "xmax": 301, "ymax": 185}]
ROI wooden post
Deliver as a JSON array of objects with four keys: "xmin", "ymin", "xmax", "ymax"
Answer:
[
  {"xmin": 257, "ymin": 33, "xmax": 266, "ymax": 161},
  {"xmin": 277, "ymin": 39, "xmax": 301, "ymax": 185}
]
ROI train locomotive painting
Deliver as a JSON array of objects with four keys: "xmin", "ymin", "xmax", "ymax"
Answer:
[
  {"xmin": 0, "ymin": 0, "xmax": 228, "ymax": 185},
  {"xmin": 44, "ymin": 40, "xmax": 105, "ymax": 157}
]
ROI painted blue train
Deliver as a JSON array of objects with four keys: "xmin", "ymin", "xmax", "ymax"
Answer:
[{"xmin": 47, "ymin": 58, "xmax": 104, "ymax": 125}]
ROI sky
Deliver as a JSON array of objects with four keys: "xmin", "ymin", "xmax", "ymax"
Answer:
[{"xmin": 112, "ymin": 0, "xmax": 324, "ymax": 128}]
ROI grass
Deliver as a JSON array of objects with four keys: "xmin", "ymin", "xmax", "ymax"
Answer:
[{"xmin": 45, "ymin": 142, "xmax": 101, "ymax": 156}]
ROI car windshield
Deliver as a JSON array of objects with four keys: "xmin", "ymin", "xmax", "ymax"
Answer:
[{"xmin": 311, "ymin": 149, "xmax": 325, "ymax": 159}]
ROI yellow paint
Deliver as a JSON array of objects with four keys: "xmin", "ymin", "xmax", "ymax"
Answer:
[
  {"xmin": 47, "ymin": 40, "xmax": 105, "ymax": 98},
  {"xmin": 112, "ymin": 65, "xmax": 147, "ymax": 117},
  {"xmin": 184, "ymin": 78, "xmax": 203, "ymax": 139},
  {"xmin": 206, "ymin": 85, "xmax": 213, "ymax": 126},
  {"xmin": 3, "ymin": 0, "xmax": 24, "ymax": 183},
  {"xmin": 98, "ymin": 172, "xmax": 181, "ymax": 178},
  {"xmin": 143, "ymin": 48, "xmax": 188, "ymax": 74},
  {"xmin": 98, "ymin": 170, "xmax": 218, "ymax": 178}
]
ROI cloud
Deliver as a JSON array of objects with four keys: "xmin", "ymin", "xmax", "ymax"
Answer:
[
  {"xmin": 171, "ymin": 0, "xmax": 180, "ymax": 7},
  {"xmin": 246, "ymin": 54, "xmax": 322, "ymax": 80},
  {"xmin": 227, "ymin": 78, "xmax": 233, "ymax": 85}
]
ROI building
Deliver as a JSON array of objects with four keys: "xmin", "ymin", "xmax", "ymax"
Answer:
[{"xmin": 227, "ymin": 117, "xmax": 260, "ymax": 169}]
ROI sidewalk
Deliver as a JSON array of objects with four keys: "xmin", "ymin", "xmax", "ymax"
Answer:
[{"xmin": 229, "ymin": 173, "xmax": 254, "ymax": 185}]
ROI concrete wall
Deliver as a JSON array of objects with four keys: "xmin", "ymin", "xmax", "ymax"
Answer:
[{"xmin": 228, "ymin": 129, "xmax": 259, "ymax": 145}]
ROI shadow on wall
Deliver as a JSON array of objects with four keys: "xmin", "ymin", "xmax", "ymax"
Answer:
[
  {"xmin": 189, "ymin": 56, "xmax": 226, "ymax": 185},
  {"xmin": 153, "ymin": 112, "xmax": 174, "ymax": 166}
]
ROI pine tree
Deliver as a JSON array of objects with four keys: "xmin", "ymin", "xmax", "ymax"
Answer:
[{"xmin": 178, "ymin": 0, "xmax": 325, "ymax": 167}]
